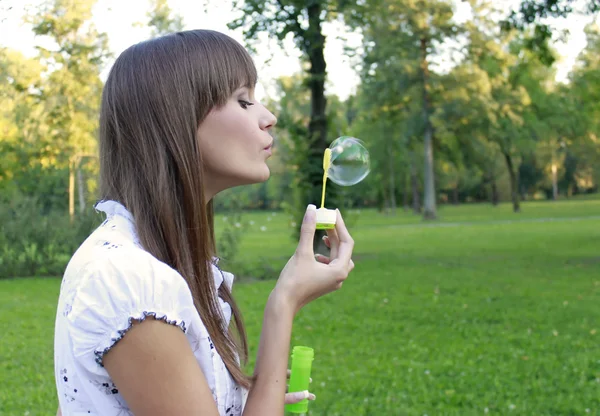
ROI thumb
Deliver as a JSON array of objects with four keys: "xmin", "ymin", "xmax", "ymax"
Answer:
[{"xmin": 297, "ymin": 204, "xmax": 317, "ymax": 256}]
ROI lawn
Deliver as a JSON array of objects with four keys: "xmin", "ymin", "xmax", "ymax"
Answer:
[{"xmin": 1, "ymin": 199, "xmax": 599, "ymax": 415}]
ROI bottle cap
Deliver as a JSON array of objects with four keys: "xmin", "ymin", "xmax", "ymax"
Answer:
[
  {"xmin": 316, "ymin": 208, "xmax": 336, "ymax": 230},
  {"xmin": 291, "ymin": 345, "xmax": 314, "ymax": 361}
]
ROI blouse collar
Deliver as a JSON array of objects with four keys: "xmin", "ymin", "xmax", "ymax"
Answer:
[{"xmin": 94, "ymin": 199, "xmax": 233, "ymax": 293}]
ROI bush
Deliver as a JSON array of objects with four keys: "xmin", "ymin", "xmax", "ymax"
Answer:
[{"xmin": 0, "ymin": 193, "xmax": 102, "ymax": 278}]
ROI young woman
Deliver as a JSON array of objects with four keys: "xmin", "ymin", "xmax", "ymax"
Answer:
[{"xmin": 54, "ymin": 29, "xmax": 355, "ymax": 415}]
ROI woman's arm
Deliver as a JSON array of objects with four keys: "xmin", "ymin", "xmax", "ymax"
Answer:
[
  {"xmin": 100, "ymin": 296, "xmax": 298, "ymax": 416},
  {"xmin": 103, "ymin": 318, "xmax": 220, "ymax": 416},
  {"xmin": 241, "ymin": 292, "xmax": 294, "ymax": 415},
  {"xmin": 100, "ymin": 299, "xmax": 296, "ymax": 416},
  {"xmin": 99, "ymin": 206, "xmax": 352, "ymax": 415},
  {"xmin": 243, "ymin": 206, "xmax": 354, "ymax": 415}
]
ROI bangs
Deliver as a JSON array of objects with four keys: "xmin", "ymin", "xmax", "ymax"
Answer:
[
  {"xmin": 184, "ymin": 30, "xmax": 258, "ymax": 109},
  {"xmin": 220, "ymin": 39, "xmax": 257, "ymax": 95}
]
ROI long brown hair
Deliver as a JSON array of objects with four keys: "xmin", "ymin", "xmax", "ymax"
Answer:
[{"xmin": 98, "ymin": 30, "xmax": 256, "ymax": 388}]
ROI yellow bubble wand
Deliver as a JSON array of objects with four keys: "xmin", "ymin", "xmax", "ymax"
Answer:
[
  {"xmin": 321, "ymin": 148, "xmax": 331, "ymax": 209},
  {"xmin": 316, "ymin": 148, "xmax": 336, "ymax": 230}
]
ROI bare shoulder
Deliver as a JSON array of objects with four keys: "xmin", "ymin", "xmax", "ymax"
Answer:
[{"xmin": 103, "ymin": 316, "xmax": 219, "ymax": 416}]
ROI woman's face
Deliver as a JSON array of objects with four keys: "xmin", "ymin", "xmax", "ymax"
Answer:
[{"xmin": 197, "ymin": 86, "xmax": 277, "ymax": 199}]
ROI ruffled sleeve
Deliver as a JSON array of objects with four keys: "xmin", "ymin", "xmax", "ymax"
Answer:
[{"xmin": 65, "ymin": 248, "xmax": 196, "ymax": 375}]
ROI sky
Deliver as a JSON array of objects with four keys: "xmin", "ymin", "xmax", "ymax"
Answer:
[{"xmin": 0, "ymin": 0, "xmax": 597, "ymax": 101}]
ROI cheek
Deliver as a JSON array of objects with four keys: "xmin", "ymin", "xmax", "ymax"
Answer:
[{"xmin": 197, "ymin": 107, "xmax": 262, "ymax": 175}]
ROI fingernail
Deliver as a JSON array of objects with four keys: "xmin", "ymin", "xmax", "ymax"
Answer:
[
  {"xmin": 309, "ymin": 393, "xmax": 316, "ymax": 400},
  {"xmin": 304, "ymin": 204, "xmax": 316, "ymax": 222},
  {"xmin": 322, "ymin": 235, "xmax": 327, "ymax": 241}
]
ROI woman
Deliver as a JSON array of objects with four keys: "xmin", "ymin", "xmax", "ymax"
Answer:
[{"xmin": 54, "ymin": 29, "xmax": 355, "ymax": 415}]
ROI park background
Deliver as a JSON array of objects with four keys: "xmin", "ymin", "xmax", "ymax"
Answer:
[{"xmin": 0, "ymin": 0, "xmax": 599, "ymax": 414}]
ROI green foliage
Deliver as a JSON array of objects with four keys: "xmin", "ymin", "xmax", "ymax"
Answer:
[
  {"xmin": 146, "ymin": 0, "xmax": 184, "ymax": 38},
  {"xmin": 567, "ymin": 23, "xmax": 600, "ymax": 191},
  {"xmin": 213, "ymin": 190, "xmax": 253, "ymax": 278},
  {"xmin": 350, "ymin": 0, "xmax": 465, "ymax": 219},
  {"xmin": 267, "ymin": 74, "xmax": 312, "ymax": 236},
  {"xmin": 229, "ymin": 0, "xmax": 355, "ymax": 246},
  {"xmin": 501, "ymin": 0, "xmax": 600, "ymax": 65},
  {"xmin": 28, "ymin": 0, "xmax": 110, "ymax": 167},
  {"xmin": 2, "ymin": 200, "xmax": 600, "ymax": 414},
  {"xmin": 0, "ymin": 0, "xmax": 110, "ymax": 218},
  {"xmin": 0, "ymin": 192, "xmax": 101, "ymax": 278}
]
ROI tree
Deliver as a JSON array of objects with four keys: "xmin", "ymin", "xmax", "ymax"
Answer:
[
  {"xmin": 566, "ymin": 23, "xmax": 600, "ymax": 191},
  {"xmin": 0, "ymin": 48, "xmax": 47, "ymax": 202},
  {"xmin": 502, "ymin": 0, "xmax": 600, "ymax": 65},
  {"xmin": 229, "ymin": 0, "xmax": 348, "ymax": 243},
  {"xmin": 266, "ymin": 73, "xmax": 311, "ymax": 223},
  {"xmin": 432, "ymin": 2, "xmax": 542, "ymax": 212},
  {"xmin": 352, "ymin": 1, "xmax": 420, "ymax": 215},
  {"xmin": 352, "ymin": 0, "xmax": 462, "ymax": 219},
  {"xmin": 28, "ymin": 0, "xmax": 111, "ymax": 218},
  {"xmin": 146, "ymin": 0, "xmax": 184, "ymax": 38}
]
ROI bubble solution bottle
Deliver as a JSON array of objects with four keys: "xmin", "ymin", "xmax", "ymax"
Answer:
[{"xmin": 285, "ymin": 346, "xmax": 315, "ymax": 415}]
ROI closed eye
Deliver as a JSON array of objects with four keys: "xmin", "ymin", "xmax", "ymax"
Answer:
[{"xmin": 238, "ymin": 100, "xmax": 254, "ymax": 109}]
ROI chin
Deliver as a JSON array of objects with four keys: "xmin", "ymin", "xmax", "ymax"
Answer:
[
  {"xmin": 237, "ymin": 165, "xmax": 271, "ymax": 186},
  {"xmin": 252, "ymin": 165, "xmax": 271, "ymax": 183}
]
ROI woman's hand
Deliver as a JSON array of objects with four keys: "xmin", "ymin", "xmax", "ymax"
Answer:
[
  {"xmin": 316, "ymin": 235, "xmax": 354, "ymax": 270},
  {"xmin": 284, "ymin": 370, "xmax": 316, "ymax": 404},
  {"xmin": 273, "ymin": 204, "xmax": 355, "ymax": 314}
]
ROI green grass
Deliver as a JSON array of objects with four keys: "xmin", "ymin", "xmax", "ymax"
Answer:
[{"xmin": 1, "ymin": 199, "xmax": 599, "ymax": 415}]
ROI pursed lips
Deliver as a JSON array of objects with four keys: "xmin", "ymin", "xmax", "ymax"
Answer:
[{"xmin": 263, "ymin": 139, "xmax": 274, "ymax": 151}]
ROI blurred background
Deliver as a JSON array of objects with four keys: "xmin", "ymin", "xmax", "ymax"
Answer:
[{"xmin": 1, "ymin": 0, "xmax": 598, "ymax": 415}]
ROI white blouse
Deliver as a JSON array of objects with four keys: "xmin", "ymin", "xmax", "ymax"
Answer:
[{"xmin": 54, "ymin": 200, "xmax": 245, "ymax": 415}]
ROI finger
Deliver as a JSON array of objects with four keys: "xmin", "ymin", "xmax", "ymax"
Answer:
[
  {"xmin": 315, "ymin": 254, "xmax": 331, "ymax": 264},
  {"xmin": 322, "ymin": 235, "xmax": 330, "ymax": 249},
  {"xmin": 284, "ymin": 391, "xmax": 316, "ymax": 403},
  {"xmin": 285, "ymin": 390, "xmax": 310, "ymax": 404},
  {"xmin": 297, "ymin": 204, "xmax": 317, "ymax": 257},
  {"xmin": 326, "ymin": 227, "xmax": 339, "ymax": 259},
  {"xmin": 332, "ymin": 209, "xmax": 354, "ymax": 265}
]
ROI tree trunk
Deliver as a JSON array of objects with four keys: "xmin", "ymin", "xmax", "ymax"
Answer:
[
  {"xmin": 377, "ymin": 185, "xmax": 386, "ymax": 213},
  {"xmin": 420, "ymin": 37, "xmax": 436, "ymax": 220},
  {"xmin": 304, "ymin": 3, "xmax": 329, "ymax": 249},
  {"xmin": 503, "ymin": 151, "xmax": 521, "ymax": 212},
  {"xmin": 69, "ymin": 160, "xmax": 75, "ymax": 222},
  {"xmin": 403, "ymin": 172, "xmax": 410, "ymax": 211},
  {"xmin": 258, "ymin": 181, "xmax": 269, "ymax": 210},
  {"xmin": 409, "ymin": 150, "xmax": 421, "ymax": 214},
  {"xmin": 77, "ymin": 166, "xmax": 85, "ymax": 214},
  {"xmin": 491, "ymin": 176, "xmax": 499, "ymax": 206},
  {"xmin": 388, "ymin": 143, "xmax": 397, "ymax": 215},
  {"xmin": 452, "ymin": 186, "xmax": 459, "ymax": 205},
  {"xmin": 551, "ymin": 164, "xmax": 558, "ymax": 200}
]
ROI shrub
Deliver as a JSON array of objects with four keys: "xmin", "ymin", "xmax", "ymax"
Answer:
[{"xmin": 0, "ymin": 193, "xmax": 101, "ymax": 278}]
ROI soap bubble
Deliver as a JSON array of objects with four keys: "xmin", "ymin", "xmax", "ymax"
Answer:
[{"xmin": 327, "ymin": 136, "xmax": 370, "ymax": 186}]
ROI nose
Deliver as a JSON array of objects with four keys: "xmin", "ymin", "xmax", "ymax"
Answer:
[{"xmin": 260, "ymin": 106, "xmax": 277, "ymax": 131}]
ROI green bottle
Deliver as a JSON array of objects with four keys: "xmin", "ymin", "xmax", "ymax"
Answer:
[{"xmin": 285, "ymin": 346, "xmax": 314, "ymax": 414}]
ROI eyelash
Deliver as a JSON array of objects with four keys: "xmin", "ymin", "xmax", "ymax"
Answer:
[{"xmin": 238, "ymin": 100, "xmax": 254, "ymax": 109}]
